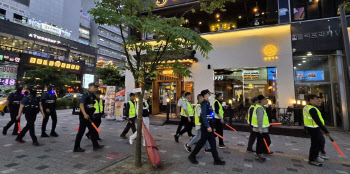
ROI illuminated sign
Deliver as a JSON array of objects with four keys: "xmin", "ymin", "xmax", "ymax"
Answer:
[
  {"xmin": 263, "ymin": 44, "xmax": 278, "ymax": 61},
  {"xmin": 0, "ymin": 54, "xmax": 20, "ymax": 62},
  {"xmin": 0, "ymin": 1, "xmax": 30, "ymax": 17},
  {"xmin": 29, "ymin": 58, "xmax": 80, "ymax": 71},
  {"xmin": 83, "ymin": 74, "xmax": 94, "ymax": 88},
  {"xmin": 29, "ymin": 34, "xmax": 62, "ymax": 44},
  {"xmin": 28, "ymin": 19, "xmax": 71, "ymax": 37},
  {"xmin": 0, "ymin": 78, "xmax": 16, "ymax": 86},
  {"xmin": 155, "ymin": 0, "xmax": 168, "ymax": 7}
]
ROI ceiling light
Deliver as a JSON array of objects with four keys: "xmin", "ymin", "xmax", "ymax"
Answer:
[
  {"xmin": 307, "ymin": 52, "xmax": 312, "ymax": 56},
  {"xmin": 298, "ymin": 64, "xmax": 301, "ymax": 66},
  {"xmin": 302, "ymin": 57, "xmax": 306, "ymax": 60}
]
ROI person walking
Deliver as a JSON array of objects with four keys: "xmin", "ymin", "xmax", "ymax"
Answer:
[
  {"xmin": 317, "ymin": 97, "xmax": 329, "ymax": 160},
  {"xmin": 86, "ymin": 90, "xmax": 104, "ymax": 141},
  {"xmin": 73, "ymin": 83, "xmax": 104, "ymax": 152},
  {"xmin": 120, "ymin": 93, "xmax": 137, "ymax": 138},
  {"xmin": 213, "ymin": 93, "xmax": 226, "ymax": 148},
  {"xmin": 303, "ymin": 95, "xmax": 331, "ymax": 166},
  {"xmin": 129, "ymin": 92, "xmax": 150, "ymax": 146},
  {"xmin": 15, "ymin": 86, "xmax": 42, "ymax": 146},
  {"xmin": 174, "ymin": 91, "xmax": 186, "ymax": 141},
  {"xmin": 3, "ymin": 86, "xmax": 23, "ymax": 135},
  {"xmin": 40, "ymin": 85, "xmax": 59, "ymax": 137},
  {"xmin": 251, "ymin": 95, "xmax": 272, "ymax": 162},
  {"xmin": 174, "ymin": 92, "xmax": 194, "ymax": 142},
  {"xmin": 184, "ymin": 94, "xmax": 211, "ymax": 153},
  {"xmin": 188, "ymin": 89, "xmax": 225, "ymax": 165},
  {"xmin": 247, "ymin": 97, "xmax": 258, "ymax": 152}
]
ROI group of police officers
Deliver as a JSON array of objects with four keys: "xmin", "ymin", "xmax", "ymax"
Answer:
[{"xmin": 2, "ymin": 83, "xmax": 332, "ymax": 167}]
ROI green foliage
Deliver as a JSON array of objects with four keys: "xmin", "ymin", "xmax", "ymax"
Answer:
[
  {"xmin": 56, "ymin": 98, "xmax": 73, "ymax": 110},
  {"xmin": 199, "ymin": 0, "xmax": 236, "ymax": 14},
  {"xmin": 338, "ymin": 2, "xmax": 350, "ymax": 15},
  {"xmin": 96, "ymin": 64, "xmax": 125, "ymax": 86},
  {"xmin": 22, "ymin": 67, "xmax": 76, "ymax": 90}
]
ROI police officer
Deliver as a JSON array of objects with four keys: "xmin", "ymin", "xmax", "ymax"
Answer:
[
  {"xmin": 174, "ymin": 92, "xmax": 194, "ymax": 142},
  {"xmin": 3, "ymin": 86, "xmax": 23, "ymax": 135},
  {"xmin": 86, "ymin": 90, "xmax": 104, "ymax": 141},
  {"xmin": 120, "ymin": 93, "xmax": 137, "ymax": 138},
  {"xmin": 73, "ymin": 83, "xmax": 104, "ymax": 152},
  {"xmin": 188, "ymin": 89, "xmax": 225, "ymax": 165},
  {"xmin": 303, "ymin": 95, "xmax": 331, "ymax": 166},
  {"xmin": 247, "ymin": 97, "xmax": 258, "ymax": 152},
  {"xmin": 251, "ymin": 95, "xmax": 272, "ymax": 162},
  {"xmin": 15, "ymin": 86, "xmax": 42, "ymax": 146},
  {"xmin": 40, "ymin": 85, "xmax": 58, "ymax": 137},
  {"xmin": 213, "ymin": 93, "xmax": 226, "ymax": 148}
]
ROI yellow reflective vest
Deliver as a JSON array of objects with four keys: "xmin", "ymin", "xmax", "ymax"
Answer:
[
  {"xmin": 303, "ymin": 105, "xmax": 324, "ymax": 128},
  {"xmin": 213, "ymin": 100, "xmax": 224, "ymax": 119},
  {"xmin": 180, "ymin": 99, "xmax": 194, "ymax": 116},
  {"xmin": 251, "ymin": 104, "xmax": 269, "ymax": 128},
  {"xmin": 128, "ymin": 100, "xmax": 136, "ymax": 118},
  {"xmin": 247, "ymin": 105, "xmax": 255, "ymax": 124},
  {"xmin": 94, "ymin": 99, "xmax": 103, "ymax": 113}
]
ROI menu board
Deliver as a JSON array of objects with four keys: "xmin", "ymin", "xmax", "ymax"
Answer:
[
  {"xmin": 105, "ymin": 86, "xmax": 116, "ymax": 120},
  {"xmin": 114, "ymin": 88, "xmax": 125, "ymax": 121}
]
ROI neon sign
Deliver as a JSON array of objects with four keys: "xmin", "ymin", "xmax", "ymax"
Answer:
[
  {"xmin": 0, "ymin": 78, "xmax": 16, "ymax": 86},
  {"xmin": 29, "ymin": 57, "xmax": 80, "ymax": 70},
  {"xmin": 29, "ymin": 34, "xmax": 61, "ymax": 44},
  {"xmin": 0, "ymin": 55, "xmax": 20, "ymax": 62},
  {"xmin": 263, "ymin": 44, "xmax": 278, "ymax": 61}
]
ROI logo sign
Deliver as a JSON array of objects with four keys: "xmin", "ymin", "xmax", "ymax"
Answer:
[
  {"xmin": 28, "ymin": 19, "xmax": 71, "ymax": 38},
  {"xmin": 0, "ymin": 54, "xmax": 20, "ymax": 63},
  {"xmin": 29, "ymin": 57, "xmax": 80, "ymax": 70},
  {"xmin": 133, "ymin": 88, "xmax": 142, "ymax": 93},
  {"xmin": 29, "ymin": 34, "xmax": 62, "ymax": 44},
  {"xmin": 155, "ymin": 0, "xmax": 168, "ymax": 7},
  {"xmin": 263, "ymin": 44, "xmax": 278, "ymax": 61}
]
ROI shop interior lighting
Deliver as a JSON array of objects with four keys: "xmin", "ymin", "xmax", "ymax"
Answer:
[
  {"xmin": 298, "ymin": 64, "xmax": 301, "ymax": 66},
  {"xmin": 307, "ymin": 52, "xmax": 312, "ymax": 56},
  {"xmin": 302, "ymin": 61, "xmax": 306, "ymax": 63}
]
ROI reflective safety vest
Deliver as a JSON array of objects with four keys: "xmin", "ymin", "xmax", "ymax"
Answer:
[
  {"xmin": 213, "ymin": 100, "xmax": 224, "ymax": 119},
  {"xmin": 251, "ymin": 104, "xmax": 269, "ymax": 128},
  {"xmin": 94, "ymin": 99, "xmax": 103, "ymax": 113},
  {"xmin": 247, "ymin": 105, "xmax": 255, "ymax": 124},
  {"xmin": 303, "ymin": 105, "xmax": 324, "ymax": 128},
  {"xmin": 194, "ymin": 104, "xmax": 201, "ymax": 126},
  {"xmin": 180, "ymin": 99, "xmax": 194, "ymax": 117},
  {"xmin": 128, "ymin": 100, "xmax": 136, "ymax": 118}
]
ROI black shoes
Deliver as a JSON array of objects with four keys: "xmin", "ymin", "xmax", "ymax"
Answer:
[
  {"xmin": 204, "ymin": 149, "xmax": 212, "ymax": 153},
  {"xmin": 97, "ymin": 138, "xmax": 102, "ymax": 141},
  {"xmin": 50, "ymin": 132, "xmax": 59, "ymax": 137},
  {"xmin": 184, "ymin": 144, "xmax": 191, "ymax": 152},
  {"xmin": 264, "ymin": 151, "xmax": 274, "ymax": 155},
  {"xmin": 120, "ymin": 135, "xmax": 127, "ymax": 139},
  {"xmin": 308, "ymin": 160, "xmax": 322, "ymax": 166},
  {"xmin": 93, "ymin": 145, "xmax": 105, "ymax": 151},
  {"xmin": 174, "ymin": 135, "xmax": 179, "ymax": 143},
  {"xmin": 86, "ymin": 133, "xmax": 91, "ymax": 139},
  {"xmin": 73, "ymin": 147, "xmax": 86, "ymax": 152},
  {"xmin": 33, "ymin": 142, "xmax": 40, "ymax": 146},
  {"xmin": 247, "ymin": 149, "xmax": 255, "ymax": 153},
  {"xmin": 255, "ymin": 154, "xmax": 266, "ymax": 162},
  {"xmin": 219, "ymin": 144, "xmax": 227, "ymax": 149},
  {"xmin": 214, "ymin": 160, "xmax": 226, "ymax": 165},
  {"xmin": 2, "ymin": 128, "xmax": 7, "ymax": 135},
  {"xmin": 188, "ymin": 156, "xmax": 198, "ymax": 164},
  {"xmin": 41, "ymin": 133, "xmax": 50, "ymax": 137},
  {"xmin": 15, "ymin": 138, "xmax": 25, "ymax": 143}
]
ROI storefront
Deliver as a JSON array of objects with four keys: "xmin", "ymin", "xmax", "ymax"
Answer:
[
  {"xmin": 125, "ymin": 25, "xmax": 295, "ymax": 115},
  {"xmin": 0, "ymin": 18, "xmax": 97, "ymax": 93},
  {"xmin": 291, "ymin": 17, "xmax": 350, "ymax": 131}
]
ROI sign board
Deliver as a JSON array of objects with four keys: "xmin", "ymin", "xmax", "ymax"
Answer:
[
  {"xmin": 0, "ymin": 64, "xmax": 17, "ymax": 79},
  {"xmin": 0, "ymin": 1, "xmax": 30, "ymax": 17},
  {"xmin": 133, "ymin": 88, "xmax": 142, "ymax": 93},
  {"xmin": 105, "ymin": 86, "xmax": 116, "ymax": 120},
  {"xmin": 114, "ymin": 88, "xmax": 125, "ymax": 121},
  {"xmin": 83, "ymin": 74, "xmax": 94, "ymax": 89},
  {"xmin": 28, "ymin": 19, "xmax": 71, "ymax": 38}
]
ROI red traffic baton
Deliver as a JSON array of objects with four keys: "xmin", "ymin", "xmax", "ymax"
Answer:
[
  {"xmin": 129, "ymin": 120, "xmax": 132, "ymax": 124},
  {"xmin": 17, "ymin": 122, "xmax": 21, "ymax": 133},
  {"xmin": 329, "ymin": 137, "xmax": 345, "ymax": 157},
  {"xmin": 75, "ymin": 126, "xmax": 79, "ymax": 131},
  {"xmin": 269, "ymin": 123, "xmax": 282, "ymax": 126},
  {"xmin": 225, "ymin": 124, "xmax": 237, "ymax": 131},
  {"xmin": 263, "ymin": 138, "xmax": 271, "ymax": 153},
  {"xmin": 214, "ymin": 132, "xmax": 224, "ymax": 139},
  {"xmin": 88, "ymin": 118, "xmax": 101, "ymax": 134}
]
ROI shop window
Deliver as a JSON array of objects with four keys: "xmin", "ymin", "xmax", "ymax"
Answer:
[
  {"xmin": 0, "ymin": 9, "xmax": 5, "ymax": 17},
  {"xmin": 214, "ymin": 67, "xmax": 277, "ymax": 107},
  {"xmin": 291, "ymin": 0, "xmax": 343, "ymax": 21},
  {"xmin": 13, "ymin": 13, "xmax": 27, "ymax": 24}
]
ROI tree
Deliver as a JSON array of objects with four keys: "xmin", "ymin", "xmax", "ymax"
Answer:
[
  {"xmin": 96, "ymin": 64, "xmax": 125, "ymax": 87},
  {"xmin": 22, "ymin": 67, "xmax": 76, "ymax": 93},
  {"xmin": 89, "ymin": 0, "xmax": 235, "ymax": 167}
]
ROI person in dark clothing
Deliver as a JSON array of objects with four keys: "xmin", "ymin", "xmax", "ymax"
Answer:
[
  {"xmin": 247, "ymin": 97, "xmax": 258, "ymax": 152},
  {"xmin": 15, "ymin": 86, "xmax": 42, "ymax": 146},
  {"xmin": 317, "ymin": 97, "xmax": 329, "ymax": 160},
  {"xmin": 188, "ymin": 89, "xmax": 225, "ymax": 165},
  {"xmin": 303, "ymin": 95, "xmax": 331, "ymax": 166},
  {"xmin": 175, "ymin": 91, "xmax": 187, "ymax": 141},
  {"xmin": 73, "ymin": 83, "xmax": 104, "ymax": 152},
  {"xmin": 213, "ymin": 93, "xmax": 226, "ymax": 148},
  {"xmin": 86, "ymin": 90, "xmax": 104, "ymax": 141},
  {"xmin": 120, "ymin": 93, "xmax": 137, "ymax": 138},
  {"xmin": 174, "ymin": 92, "xmax": 194, "ymax": 142},
  {"xmin": 40, "ymin": 85, "xmax": 59, "ymax": 137},
  {"xmin": 3, "ymin": 86, "xmax": 23, "ymax": 135}
]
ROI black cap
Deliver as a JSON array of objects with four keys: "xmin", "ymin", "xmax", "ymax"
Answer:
[
  {"xmin": 201, "ymin": 89, "xmax": 211, "ymax": 96},
  {"xmin": 252, "ymin": 97, "xmax": 258, "ymax": 103},
  {"xmin": 88, "ymin": 82, "xmax": 99, "ymax": 88},
  {"xmin": 257, "ymin": 95, "xmax": 267, "ymax": 101}
]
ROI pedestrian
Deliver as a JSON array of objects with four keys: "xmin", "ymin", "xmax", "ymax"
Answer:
[
  {"xmin": 213, "ymin": 93, "xmax": 226, "ymax": 148},
  {"xmin": 175, "ymin": 91, "xmax": 186, "ymax": 140},
  {"xmin": 3, "ymin": 86, "xmax": 23, "ymax": 135},
  {"xmin": 15, "ymin": 86, "xmax": 42, "ymax": 146},
  {"xmin": 251, "ymin": 95, "xmax": 272, "ymax": 162},
  {"xmin": 129, "ymin": 92, "xmax": 150, "ymax": 146},
  {"xmin": 247, "ymin": 97, "xmax": 258, "ymax": 152},
  {"xmin": 120, "ymin": 93, "xmax": 137, "ymax": 138},
  {"xmin": 317, "ymin": 97, "xmax": 329, "ymax": 160},
  {"xmin": 86, "ymin": 90, "xmax": 104, "ymax": 141},
  {"xmin": 73, "ymin": 83, "xmax": 104, "ymax": 152},
  {"xmin": 184, "ymin": 94, "xmax": 211, "ymax": 153},
  {"xmin": 40, "ymin": 85, "xmax": 59, "ymax": 137},
  {"xmin": 188, "ymin": 89, "xmax": 225, "ymax": 165},
  {"xmin": 303, "ymin": 95, "xmax": 331, "ymax": 166},
  {"xmin": 174, "ymin": 92, "xmax": 194, "ymax": 142}
]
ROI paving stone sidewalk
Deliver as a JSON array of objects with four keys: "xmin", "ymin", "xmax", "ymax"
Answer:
[{"xmin": 0, "ymin": 109, "xmax": 350, "ymax": 174}]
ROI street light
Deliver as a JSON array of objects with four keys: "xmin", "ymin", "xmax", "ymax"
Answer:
[
  {"xmin": 253, "ymin": 7, "xmax": 258, "ymax": 13},
  {"xmin": 216, "ymin": 13, "xmax": 220, "ymax": 19}
]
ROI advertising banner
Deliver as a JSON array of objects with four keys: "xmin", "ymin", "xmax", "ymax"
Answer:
[
  {"xmin": 114, "ymin": 88, "xmax": 125, "ymax": 121},
  {"xmin": 105, "ymin": 86, "xmax": 116, "ymax": 120}
]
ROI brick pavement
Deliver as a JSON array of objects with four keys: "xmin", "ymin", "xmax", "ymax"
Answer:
[{"xmin": 0, "ymin": 109, "xmax": 349, "ymax": 174}]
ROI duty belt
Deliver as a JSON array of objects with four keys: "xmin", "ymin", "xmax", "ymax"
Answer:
[
  {"xmin": 12, "ymin": 101, "xmax": 21, "ymax": 104},
  {"xmin": 25, "ymin": 105, "xmax": 38, "ymax": 108},
  {"xmin": 45, "ymin": 100, "xmax": 55, "ymax": 104},
  {"xmin": 87, "ymin": 104, "xmax": 94, "ymax": 108}
]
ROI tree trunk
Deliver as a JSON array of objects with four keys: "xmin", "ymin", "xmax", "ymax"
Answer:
[{"xmin": 135, "ymin": 85, "xmax": 145, "ymax": 167}]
